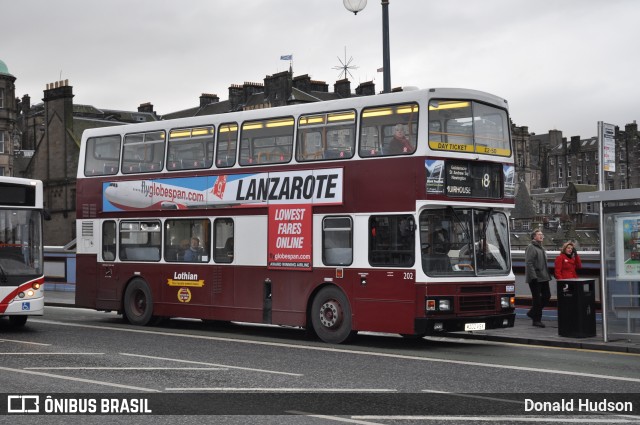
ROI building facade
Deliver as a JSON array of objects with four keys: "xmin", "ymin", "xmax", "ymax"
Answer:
[{"xmin": 0, "ymin": 59, "xmax": 17, "ymax": 177}]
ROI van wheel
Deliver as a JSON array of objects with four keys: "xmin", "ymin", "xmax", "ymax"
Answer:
[
  {"xmin": 311, "ymin": 286, "xmax": 357, "ymax": 344},
  {"xmin": 124, "ymin": 279, "xmax": 154, "ymax": 326}
]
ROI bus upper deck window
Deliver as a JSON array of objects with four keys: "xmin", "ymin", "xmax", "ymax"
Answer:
[
  {"xmin": 85, "ymin": 135, "xmax": 121, "ymax": 176},
  {"xmin": 360, "ymin": 103, "xmax": 418, "ymax": 157},
  {"xmin": 297, "ymin": 110, "xmax": 356, "ymax": 162}
]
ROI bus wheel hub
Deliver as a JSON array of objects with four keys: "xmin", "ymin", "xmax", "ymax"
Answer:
[{"xmin": 320, "ymin": 300, "xmax": 341, "ymax": 328}]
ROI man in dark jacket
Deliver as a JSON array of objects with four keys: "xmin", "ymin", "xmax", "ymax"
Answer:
[{"xmin": 525, "ymin": 229, "xmax": 552, "ymax": 328}]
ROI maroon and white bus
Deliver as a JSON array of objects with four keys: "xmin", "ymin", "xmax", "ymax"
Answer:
[{"xmin": 75, "ymin": 87, "xmax": 516, "ymax": 343}]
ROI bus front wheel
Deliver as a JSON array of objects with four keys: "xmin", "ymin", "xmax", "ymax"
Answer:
[
  {"xmin": 124, "ymin": 279, "xmax": 154, "ymax": 326},
  {"xmin": 311, "ymin": 286, "xmax": 357, "ymax": 344},
  {"xmin": 8, "ymin": 316, "xmax": 28, "ymax": 327}
]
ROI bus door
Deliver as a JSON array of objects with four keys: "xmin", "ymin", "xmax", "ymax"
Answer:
[
  {"xmin": 97, "ymin": 220, "xmax": 119, "ymax": 306},
  {"xmin": 211, "ymin": 218, "xmax": 235, "ymax": 317},
  {"xmin": 353, "ymin": 215, "xmax": 416, "ymax": 334}
]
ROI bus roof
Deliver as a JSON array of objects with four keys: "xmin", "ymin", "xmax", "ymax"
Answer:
[{"xmin": 79, "ymin": 87, "xmax": 508, "ymax": 140}]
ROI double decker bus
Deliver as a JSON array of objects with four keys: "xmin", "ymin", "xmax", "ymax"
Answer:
[
  {"xmin": 0, "ymin": 177, "xmax": 45, "ymax": 327},
  {"xmin": 75, "ymin": 87, "xmax": 516, "ymax": 343}
]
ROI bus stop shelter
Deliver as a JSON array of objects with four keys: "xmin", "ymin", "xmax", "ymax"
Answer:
[{"xmin": 579, "ymin": 188, "xmax": 640, "ymax": 342}]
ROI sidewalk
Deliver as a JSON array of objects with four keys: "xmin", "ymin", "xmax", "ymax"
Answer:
[{"xmin": 43, "ymin": 289, "xmax": 640, "ymax": 354}]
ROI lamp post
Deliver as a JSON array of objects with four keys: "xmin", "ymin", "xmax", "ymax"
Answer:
[{"xmin": 343, "ymin": 0, "xmax": 391, "ymax": 93}]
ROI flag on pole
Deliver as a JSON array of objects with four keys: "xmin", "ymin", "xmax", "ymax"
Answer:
[{"xmin": 280, "ymin": 55, "xmax": 293, "ymax": 60}]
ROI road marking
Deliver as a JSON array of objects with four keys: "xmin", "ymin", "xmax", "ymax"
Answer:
[
  {"xmin": 0, "ymin": 352, "xmax": 103, "ymax": 355},
  {"xmin": 120, "ymin": 352, "xmax": 302, "ymax": 376},
  {"xmin": 26, "ymin": 367, "xmax": 226, "ymax": 371},
  {"xmin": 32, "ymin": 318, "xmax": 640, "ymax": 384},
  {"xmin": 288, "ymin": 411, "xmax": 383, "ymax": 425},
  {"xmin": 350, "ymin": 417, "xmax": 635, "ymax": 423},
  {"xmin": 166, "ymin": 388, "xmax": 396, "ymax": 392},
  {"xmin": 422, "ymin": 389, "xmax": 524, "ymax": 405},
  {"xmin": 0, "ymin": 338, "xmax": 51, "ymax": 346},
  {"xmin": 428, "ymin": 334, "xmax": 640, "ymax": 358},
  {"xmin": 0, "ymin": 366, "xmax": 160, "ymax": 392}
]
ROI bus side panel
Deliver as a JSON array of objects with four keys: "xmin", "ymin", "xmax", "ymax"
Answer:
[
  {"xmin": 226, "ymin": 266, "xmax": 267, "ymax": 323},
  {"xmin": 75, "ymin": 254, "xmax": 98, "ymax": 309},
  {"xmin": 350, "ymin": 268, "xmax": 416, "ymax": 334},
  {"xmin": 269, "ymin": 269, "xmax": 326, "ymax": 326}
]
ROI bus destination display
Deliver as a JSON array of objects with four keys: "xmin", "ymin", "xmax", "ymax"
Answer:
[
  {"xmin": 0, "ymin": 183, "xmax": 36, "ymax": 206},
  {"xmin": 445, "ymin": 161, "xmax": 502, "ymax": 198}
]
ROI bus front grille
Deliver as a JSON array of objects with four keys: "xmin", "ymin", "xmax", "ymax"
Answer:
[
  {"xmin": 460, "ymin": 285, "xmax": 492, "ymax": 293},
  {"xmin": 460, "ymin": 295, "xmax": 494, "ymax": 311}
]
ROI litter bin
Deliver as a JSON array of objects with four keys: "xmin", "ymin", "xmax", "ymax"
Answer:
[{"xmin": 556, "ymin": 278, "xmax": 596, "ymax": 338}]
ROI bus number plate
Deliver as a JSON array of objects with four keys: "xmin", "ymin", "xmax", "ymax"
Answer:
[{"xmin": 464, "ymin": 322, "xmax": 485, "ymax": 331}]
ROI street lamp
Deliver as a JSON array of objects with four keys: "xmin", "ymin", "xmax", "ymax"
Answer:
[{"xmin": 343, "ymin": 0, "xmax": 391, "ymax": 94}]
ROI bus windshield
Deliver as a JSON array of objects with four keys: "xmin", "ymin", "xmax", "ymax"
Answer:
[
  {"xmin": 420, "ymin": 208, "xmax": 510, "ymax": 276},
  {"xmin": 428, "ymin": 100, "xmax": 510, "ymax": 157},
  {"xmin": 0, "ymin": 209, "xmax": 43, "ymax": 278}
]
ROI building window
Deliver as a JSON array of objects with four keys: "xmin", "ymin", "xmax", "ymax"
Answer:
[
  {"xmin": 567, "ymin": 166, "xmax": 572, "ymax": 178},
  {"xmin": 620, "ymin": 163, "xmax": 627, "ymax": 174},
  {"xmin": 0, "ymin": 88, "xmax": 4, "ymax": 108},
  {"xmin": 550, "ymin": 157, "xmax": 555, "ymax": 166},
  {"xmin": 621, "ymin": 181, "xmax": 627, "ymax": 190},
  {"xmin": 0, "ymin": 131, "xmax": 5, "ymax": 153},
  {"xmin": 0, "ymin": 166, "xmax": 4, "ymax": 176},
  {"xmin": 577, "ymin": 166, "xmax": 581, "ymax": 176},
  {"xmin": 558, "ymin": 167, "xmax": 563, "ymax": 179}
]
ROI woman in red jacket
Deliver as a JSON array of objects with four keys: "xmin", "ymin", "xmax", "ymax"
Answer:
[{"xmin": 554, "ymin": 241, "xmax": 582, "ymax": 279}]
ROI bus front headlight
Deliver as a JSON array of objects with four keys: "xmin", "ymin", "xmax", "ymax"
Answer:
[
  {"xmin": 501, "ymin": 296, "xmax": 515, "ymax": 309},
  {"xmin": 439, "ymin": 299, "xmax": 451, "ymax": 311}
]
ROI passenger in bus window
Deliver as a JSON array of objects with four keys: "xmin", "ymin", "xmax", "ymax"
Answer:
[
  {"xmin": 183, "ymin": 237, "xmax": 203, "ymax": 262},
  {"xmin": 388, "ymin": 124, "xmax": 413, "ymax": 154}
]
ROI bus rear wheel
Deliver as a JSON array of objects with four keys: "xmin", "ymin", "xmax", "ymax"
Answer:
[
  {"xmin": 123, "ymin": 279, "xmax": 154, "ymax": 326},
  {"xmin": 311, "ymin": 286, "xmax": 356, "ymax": 344}
]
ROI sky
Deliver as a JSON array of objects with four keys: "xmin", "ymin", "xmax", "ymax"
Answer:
[{"xmin": 3, "ymin": 0, "xmax": 639, "ymax": 138}]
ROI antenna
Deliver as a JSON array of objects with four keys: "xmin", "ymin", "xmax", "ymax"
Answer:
[{"xmin": 332, "ymin": 47, "xmax": 358, "ymax": 80}]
